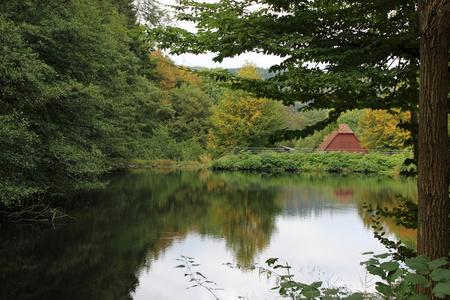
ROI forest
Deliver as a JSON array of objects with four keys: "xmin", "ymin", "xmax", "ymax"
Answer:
[{"xmin": 1, "ymin": 0, "xmax": 430, "ymax": 212}]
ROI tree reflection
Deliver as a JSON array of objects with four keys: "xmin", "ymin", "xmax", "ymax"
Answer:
[
  {"xmin": 0, "ymin": 169, "xmax": 281, "ymax": 299},
  {"xmin": 0, "ymin": 170, "xmax": 417, "ymax": 300}
]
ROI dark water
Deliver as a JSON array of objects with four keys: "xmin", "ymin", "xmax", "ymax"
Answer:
[{"xmin": 1, "ymin": 169, "xmax": 417, "ymax": 300}]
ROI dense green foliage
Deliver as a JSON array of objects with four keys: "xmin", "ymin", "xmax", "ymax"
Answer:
[
  {"xmin": 212, "ymin": 151, "xmax": 413, "ymax": 175},
  {"xmin": 0, "ymin": 0, "xmax": 213, "ymax": 209}
]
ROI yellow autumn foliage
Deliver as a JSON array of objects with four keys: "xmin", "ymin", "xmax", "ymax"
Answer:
[
  {"xmin": 211, "ymin": 90, "xmax": 285, "ymax": 148},
  {"xmin": 359, "ymin": 109, "xmax": 412, "ymax": 149}
]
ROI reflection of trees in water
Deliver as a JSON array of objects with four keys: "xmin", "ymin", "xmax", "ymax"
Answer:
[
  {"xmin": 0, "ymin": 169, "xmax": 282, "ymax": 299},
  {"xmin": 0, "ymin": 170, "xmax": 417, "ymax": 300},
  {"xmin": 161, "ymin": 170, "xmax": 281, "ymax": 265},
  {"xmin": 272, "ymin": 174, "xmax": 417, "ymax": 247},
  {"xmin": 356, "ymin": 189, "xmax": 417, "ymax": 248}
]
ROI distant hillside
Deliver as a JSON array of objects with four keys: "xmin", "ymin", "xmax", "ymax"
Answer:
[
  {"xmin": 226, "ymin": 67, "xmax": 277, "ymax": 80},
  {"xmin": 186, "ymin": 66, "xmax": 278, "ymax": 80}
]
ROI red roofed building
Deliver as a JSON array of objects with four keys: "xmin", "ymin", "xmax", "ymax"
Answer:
[{"xmin": 316, "ymin": 124, "xmax": 368, "ymax": 154}]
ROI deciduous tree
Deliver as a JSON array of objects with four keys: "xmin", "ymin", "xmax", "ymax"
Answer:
[
  {"xmin": 416, "ymin": 1, "xmax": 449, "ymax": 297},
  {"xmin": 212, "ymin": 91, "xmax": 285, "ymax": 148},
  {"xmin": 211, "ymin": 61, "xmax": 286, "ymax": 148},
  {"xmin": 359, "ymin": 109, "xmax": 412, "ymax": 149}
]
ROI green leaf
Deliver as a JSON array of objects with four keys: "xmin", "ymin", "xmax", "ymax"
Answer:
[
  {"xmin": 405, "ymin": 274, "xmax": 430, "ymax": 288},
  {"xmin": 387, "ymin": 267, "xmax": 403, "ymax": 283},
  {"xmin": 366, "ymin": 265, "xmax": 387, "ymax": 279},
  {"xmin": 381, "ymin": 261, "xmax": 400, "ymax": 272},
  {"xmin": 301, "ymin": 286, "xmax": 321, "ymax": 298},
  {"xmin": 430, "ymin": 268, "xmax": 450, "ymax": 282},
  {"xmin": 266, "ymin": 258, "xmax": 278, "ymax": 266},
  {"xmin": 428, "ymin": 257, "xmax": 448, "ymax": 270},
  {"xmin": 406, "ymin": 255, "xmax": 430, "ymax": 274},
  {"xmin": 375, "ymin": 253, "xmax": 391, "ymax": 259},
  {"xmin": 396, "ymin": 280, "xmax": 410, "ymax": 298},
  {"xmin": 343, "ymin": 293, "xmax": 364, "ymax": 300},
  {"xmin": 433, "ymin": 281, "xmax": 450, "ymax": 298},
  {"xmin": 175, "ymin": 264, "xmax": 185, "ymax": 268},
  {"xmin": 375, "ymin": 282, "xmax": 394, "ymax": 297},
  {"xmin": 409, "ymin": 294, "xmax": 429, "ymax": 300},
  {"xmin": 323, "ymin": 288, "xmax": 339, "ymax": 296}
]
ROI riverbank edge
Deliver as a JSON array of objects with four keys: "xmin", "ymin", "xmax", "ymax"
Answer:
[{"xmin": 129, "ymin": 151, "xmax": 415, "ymax": 177}]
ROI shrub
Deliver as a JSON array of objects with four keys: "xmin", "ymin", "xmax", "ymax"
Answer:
[
  {"xmin": 280, "ymin": 154, "xmax": 299, "ymax": 171},
  {"xmin": 237, "ymin": 155, "xmax": 263, "ymax": 170},
  {"xmin": 181, "ymin": 140, "xmax": 205, "ymax": 162},
  {"xmin": 199, "ymin": 153, "xmax": 213, "ymax": 166},
  {"xmin": 211, "ymin": 155, "xmax": 238, "ymax": 170},
  {"xmin": 259, "ymin": 151, "xmax": 281, "ymax": 169},
  {"xmin": 211, "ymin": 151, "xmax": 408, "ymax": 175}
]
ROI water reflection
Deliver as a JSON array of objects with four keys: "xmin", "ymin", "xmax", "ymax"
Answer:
[{"xmin": 0, "ymin": 169, "xmax": 417, "ymax": 299}]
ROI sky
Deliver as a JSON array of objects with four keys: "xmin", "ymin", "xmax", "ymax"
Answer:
[{"xmin": 156, "ymin": 0, "xmax": 285, "ymax": 69}]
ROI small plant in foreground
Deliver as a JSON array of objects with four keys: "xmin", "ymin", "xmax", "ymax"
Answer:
[
  {"xmin": 225, "ymin": 258, "xmax": 363, "ymax": 299},
  {"xmin": 361, "ymin": 252, "xmax": 450, "ymax": 299},
  {"xmin": 176, "ymin": 255, "xmax": 223, "ymax": 299},
  {"xmin": 178, "ymin": 254, "xmax": 450, "ymax": 299}
]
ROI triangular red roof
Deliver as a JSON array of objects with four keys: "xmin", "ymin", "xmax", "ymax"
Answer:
[
  {"xmin": 338, "ymin": 124, "xmax": 353, "ymax": 134},
  {"xmin": 316, "ymin": 124, "xmax": 368, "ymax": 153},
  {"xmin": 316, "ymin": 130, "xmax": 338, "ymax": 151}
]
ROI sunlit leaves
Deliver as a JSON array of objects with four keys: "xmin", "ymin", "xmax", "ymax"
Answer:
[
  {"xmin": 359, "ymin": 109, "xmax": 412, "ymax": 149},
  {"xmin": 212, "ymin": 91, "xmax": 285, "ymax": 147},
  {"xmin": 150, "ymin": 49, "xmax": 202, "ymax": 91}
]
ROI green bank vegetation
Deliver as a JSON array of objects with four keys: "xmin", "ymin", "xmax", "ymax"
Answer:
[{"xmin": 211, "ymin": 151, "xmax": 414, "ymax": 176}]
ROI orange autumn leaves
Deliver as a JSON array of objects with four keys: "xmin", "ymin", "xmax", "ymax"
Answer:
[{"xmin": 150, "ymin": 49, "xmax": 202, "ymax": 91}]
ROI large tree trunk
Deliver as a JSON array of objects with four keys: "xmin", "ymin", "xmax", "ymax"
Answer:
[{"xmin": 417, "ymin": 0, "xmax": 450, "ymax": 298}]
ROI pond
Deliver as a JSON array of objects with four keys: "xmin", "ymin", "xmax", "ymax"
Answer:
[{"xmin": 1, "ymin": 169, "xmax": 417, "ymax": 300}]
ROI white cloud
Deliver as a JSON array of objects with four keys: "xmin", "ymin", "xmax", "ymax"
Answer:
[
  {"xmin": 157, "ymin": 0, "xmax": 285, "ymax": 69},
  {"xmin": 169, "ymin": 51, "xmax": 284, "ymax": 69}
]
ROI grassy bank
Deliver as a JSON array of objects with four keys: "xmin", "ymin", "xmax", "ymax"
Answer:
[
  {"xmin": 211, "ymin": 151, "xmax": 414, "ymax": 175},
  {"xmin": 129, "ymin": 156, "xmax": 212, "ymax": 169}
]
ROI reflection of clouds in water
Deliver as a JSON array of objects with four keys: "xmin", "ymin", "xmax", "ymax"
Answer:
[
  {"xmin": 264, "ymin": 214, "xmax": 385, "ymax": 292},
  {"xmin": 132, "ymin": 171, "xmax": 416, "ymax": 299},
  {"xmin": 133, "ymin": 206, "xmax": 384, "ymax": 299},
  {"xmin": 133, "ymin": 234, "xmax": 279, "ymax": 300}
]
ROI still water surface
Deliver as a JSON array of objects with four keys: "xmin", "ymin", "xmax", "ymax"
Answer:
[{"xmin": 1, "ymin": 169, "xmax": 417, "ymax": 300}]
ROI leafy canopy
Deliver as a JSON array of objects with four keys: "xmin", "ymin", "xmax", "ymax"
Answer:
[{"xmin": 148, "ymin": 0, "xmax": 421, "ymax": 140}]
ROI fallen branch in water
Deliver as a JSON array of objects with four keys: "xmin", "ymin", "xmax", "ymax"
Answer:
[{"xmin": 7, "ymin": 199, "xmax": 74, "ymax": 226}]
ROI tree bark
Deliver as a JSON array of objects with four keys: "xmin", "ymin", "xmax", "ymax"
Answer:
[{"xmin": 417, "ymin": 0, "xmax": 450, "ymax": 298}]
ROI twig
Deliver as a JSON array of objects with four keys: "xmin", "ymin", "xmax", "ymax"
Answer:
[{"xmin": 176, "ymin": 255, "xmax": 222, "ymax": 300}]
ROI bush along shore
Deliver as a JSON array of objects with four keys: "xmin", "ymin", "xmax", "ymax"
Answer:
[{"xmin": 211, "ymin": 151, "xmax": 414, "ymax": 175}]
